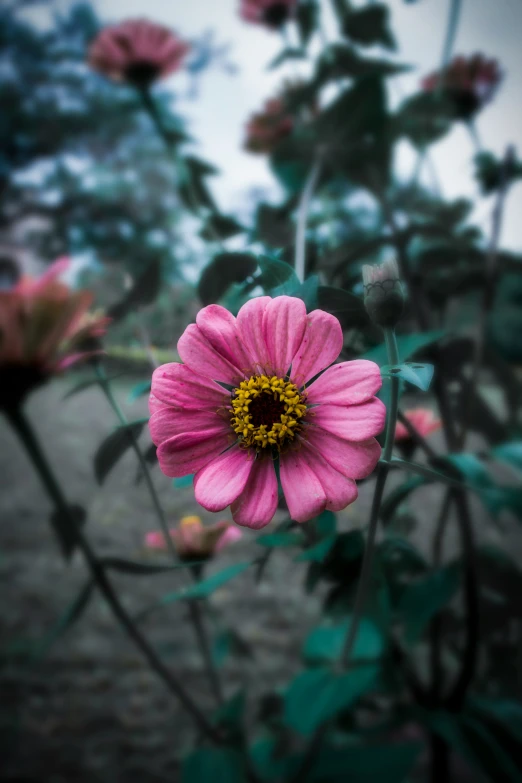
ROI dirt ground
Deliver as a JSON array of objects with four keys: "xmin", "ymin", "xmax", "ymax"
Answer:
[{"xmin": 0, "ymin": 375, "xmax": 513, "ymax": 783}]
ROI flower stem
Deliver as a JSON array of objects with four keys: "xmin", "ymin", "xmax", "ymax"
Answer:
[
  {"xmin": 340, "ymin": 328, "xmax": 399, "ymax": 667},
  {"xmin": 188, "ymin": 598, "xmax": 223, "ymax": 706},
  {"xmin": 6, "ymin": 405, "xmax": 220, "ymax": 743},
  {"xmin": 295, "ymin": 158, "xmax": 322, "ymax": 283},
  {"xmin": 94, "ymin": 362, "xmax": 177, "ymax": 563},
  {"xmin": 438, "ymin": 0, "xmax": 463, "ymax": 82}
]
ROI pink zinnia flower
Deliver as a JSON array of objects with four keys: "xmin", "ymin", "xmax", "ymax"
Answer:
[
  {"xmin": 88, "ymin": 19, "xmax": 189, "ymax": 87},
  {"xmin": 145, "ymin": 515, "xmax": 242, "ymax": 560},
  {"xmin": 244, "ymin": 97, "xmax": 294, "ymax": 155},
  {"xmin": 422, "ymin": 54, "xmax": 502, "ymax": 119},
  {"xmin": 240, "ymin": 0, "xmax": 297, "ymax": 29},
  {"xmin": 149, "ymin": 296, "xmax": 385, "ymax": 528},
  {"xmin": 0, "ymin": 258, "xmax": 108, "ymax": 411},
  {"xmin": 395, "ymin": 408, "xmax": 442, "ymax": 442}
]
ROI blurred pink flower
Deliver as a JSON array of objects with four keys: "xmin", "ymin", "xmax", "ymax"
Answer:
[
  {"xmin": 244, "ymin": 97, "xmax": 294, "ymax": 154},
  {"xmin": 422, "ymin": 54, "xmax": 502, "ymax": 119},
  {"xmin": 149, "ymin": 296, "xmax": 384, "ymax": 528},
  {"xmin": 88, "ymin": 19, "xmax": 189, "ymax": 87},
  {"xmin": 0, "ymin": 258, "xmax": 108, "ymax": 411},
  {"xmin": 240, "ymin": 0, "xmax": 297, "ymax": 29},
  {"xmin": 144, "ymin": 515, "xmax": 242, "ymax": 560},
  {"xmin": 395, "ymin": 408, "xmax": 442, "ymax": 442}
]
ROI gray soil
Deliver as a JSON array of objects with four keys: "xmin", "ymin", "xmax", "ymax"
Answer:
[{"xmin": 0, "ymin": 376, "xmax": 514, "ymax": 783}]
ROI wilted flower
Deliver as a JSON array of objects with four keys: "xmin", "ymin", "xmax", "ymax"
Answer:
[
  {"xmin": 149, "ymin": 296, "xmax": 384, "ymax": 528},
  {"xmin": 240, "ymin": 0, "xmax": 297, "ymax": 30},
  {"xmin": 395, "ymin": 408, "xmax": 441, "ymax": 442},
  {"xmin": 145, "ymin": 515, "xmax": 242, "ymax": 560},
  {"xmin": 0, "ymin": 258, "xmax": 108, "ymax": 412},
  {"xmin": 88, "ymin": 19, "xmax": 189, "ymax": 87},
  {"xmin": 422, "ymin": 54, "xmax": 502, "ymax": 119},
  {"xmin": 244, "ymin": 97, "xmax": 294, "ymax": 154},
  {"xmin": 362, "ymin": 258, "xmax": 405, "ymax": 328}
]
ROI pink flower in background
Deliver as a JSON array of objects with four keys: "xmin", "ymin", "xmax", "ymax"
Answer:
[
  {"xmin": 244, "ymin": 97, "xmax": 294, "ymax": 154},
  {"xmin": 149, "ymin": 296, "xmax": 384, "ymax": 528},
  {"xmin": 145, "ymin": 515, "xmax": 242, "ymax": 560},
  {"xmin": 422, "ymin": 54, "xmax": 502, "ymax": 119},
  {"xmin": 0, "ymin": 258, "xmax": 108, "ymax": 411},
  {"xmin": 395, "ymin": 408, "xmax": 441, "ymax": 442},
  {"xmin": 88, "ymin": 19, "xmax": 189, "ymax": 87},
  {"xmin": 240, "ymin": 0, "xmax": 297, "ymax": 29}
]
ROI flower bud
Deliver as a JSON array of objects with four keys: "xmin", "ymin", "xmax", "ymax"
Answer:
[{"xmin": 362, "ymin": 258, "xmax": 405, "ymax": 328}]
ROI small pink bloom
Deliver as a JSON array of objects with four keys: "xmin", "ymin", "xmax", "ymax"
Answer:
[
  {"xmin": 0, "ymin": 258, "xmax": 108, "ymax": 411},
  {"xmin": 240, "ymin": 0, "xmax": 297, "ymax": 30},
  {"xmin": 422, "ymin": 53, "xmax": 502, "ymax": 119},
  {"xmin": 88, "ymin": 19, "xmax": 189, "ymax": 87},
  {"xmin": 144, "ymin": 516, "xmax": 242, "ymax": 560},
  {"xmin": 244, "ymin": 81, "xmax": 317, "ymax": 155},
  {"xmin": 150, "ymin": 297, "xmax": 385, "ymax": 528},
  {"xmin": 395, "ymin": 408, "xmax": 442, "ymax": 442}
]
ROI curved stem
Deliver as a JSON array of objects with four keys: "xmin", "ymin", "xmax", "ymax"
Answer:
[
  {"xmin": 439, "ymin": 0, "xmax": 463, "ymax": 80},
  {"xmin": 295, "ymin": 158, "xmax": 322, "ymax": 283},
  {"xmin": 6, "ymin": 406, "xmax": 220, "ymax": 743},
  {"xmin": 340, "ymin": 329, "xmax": 399, "ymax": 667}
]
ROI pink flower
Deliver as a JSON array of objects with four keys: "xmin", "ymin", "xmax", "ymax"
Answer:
[
  {"xmin": 395, "ymin": 408, "xmax": 441, "ymax": 442},
  {"xmin": 144, "ymin": 515, "xmax": 242, "ymax": 560},
  {"xmin": 88, "ymin": 19, "xmax": 189, "ymax": 87},
  {"xmin": 0, "ymin": 258, "xmax": 108, "ymax": 411},
  {"xmin": 240, "ymin": 0, "xmax": 297, "ymax": 29},
  {"xmin": 422, "ymin": 54, "xmax": 502, "ymax": 119},
  {"xmin": 149, "ymin": 296, "xmax": 385, "ymax": 528},
  {"xmin": 244, "ymin": 98, "xmax": 294, "ymax": 155}
]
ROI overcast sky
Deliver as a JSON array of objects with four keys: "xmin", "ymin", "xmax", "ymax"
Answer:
[{"xmin": 35, "ymin": 0, "xmax": 522, "ymax": 250}]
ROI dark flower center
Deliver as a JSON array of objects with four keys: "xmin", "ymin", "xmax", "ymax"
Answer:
[
  {"xmin": 248, "ymin": 391, "xmax": 286, "ymax": 428},
  {"xmin": 124, "ymin": 60, "xmax": 161, "ymax": 87},
  {"xmin": 263, "ymin": 3, "xmax": 291, "ymax": 28}
]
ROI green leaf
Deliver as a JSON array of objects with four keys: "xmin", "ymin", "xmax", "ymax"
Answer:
[
  {"xmin": 257, "ymin": 531, "xmax": 303, "ymax": 548},
  {"xmin": 343, "ymin": 4, "xmax": 396, "ymax": 49},
  {"xmin": 313, "ymin": 510, "xmax": 337, "ymax": 538},
  {"xmin": 378, "ymin": 536, "xmax": 428, "ymax": 576},
  {"xmin": 63, "ymin": 374, "xmax": 123, "ymax": 400},
  {"xmin": 198, "ymin": 252, "xmax": 257, "ymax": 306},
  {"xmin": 293, "ymin": 274, "xmax": 319, "ymax": 311},
  {"xmin": 173, "ymin": 474, "xmax": 194, "ymax": 488},
  {"xmin": 395, "ymin": 91, "xmax": 454, "ymax": 148},
  {"xmin": 317, "ymin": 285, "xmax": 369, "ymax": 328},
  {"xmin": 312, "ymin": 742, "xmax": 421, "ymax": 782},
  {"xmin": 380, "ymin": 362, "xmax": 434, "ymax": 391},
  {"xmin": 284, "ymin": 665, "xmax": 378, "ymax": 735},
  {"xmin": 270, "ymin": 127, "xmax": 315, "ymax": 194},
  {"xmin": 127, "ymin": 379, "xmax": 151, "ymax": 402},
  {"xmin": 362, "ymin": 330, "xmax": 445, "ymax": 366},
  {"xmin": 199, "ymin": 213, "xmax": 245, "ymax": 241},
  {"xmin": 182, "ymin": 747, "xmax": 245, "ymax": 783},
  {"xmin": 303, "ymin": 617, "xmax": 383, "ymax": 665},
  {"xmin": 297, "ymin": 0, "xmax": 319, "ymax": 46},
  {"xmin": 99, "ymin": 557, "xmax": 197, "ymax": 575},
  {"xmin": 257, "ymin": 255, "xmax": 300, "ymax": 296},
  {"xmin": 380, "ymin": 476, "xmax": 429, "ymax": 525},
  {"xmin": 295, "ymin": 535, "xmax": 336, "ymax": 562},
  {"xmin": 177, "ymin": 155, "xmax": 217, "ymax": 215},
  {"xmin": 268, "ymin": 47, "xmax": 306, "ymax": 70},
  {"xmin": 212, "ymin": 629, "xmax": 252, "ymax": 668},
  {"xmin": 94, "ymin": 420, "xmax": 146, "ymax": 485},
  {"xmin": 491, "ymin": 441, "xmax": 522, "ymax": 473},
  {"xmin": 388, "ymin": 457, "xmax": 466, "ymax": 489},
  {"xmin": 37, "ymin": 578, "xmax": 94, "ymax": 660},
  {"xmin": 314, "ymin": 44, "xmax": 409, "ymax": 87},
  {"xmin": 398, "ymin": 563, "xmax": 461, "ymax": 645},
  {"xmin": 160, "ymin": 561, "xmax": 253, "ymax": 605},
  {"xmin": 250, "ymin": 738, "xmax": 299, "ymax": 781},
  {"xmin": 108, "ymin": 260, "xmax": 162, "ymax": 321},
  {"xmin": 213, "ymin": 689, "xmax": 246, "ymax": 732}
]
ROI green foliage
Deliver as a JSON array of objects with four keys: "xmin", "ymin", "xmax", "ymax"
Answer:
[
  {"xmin": 312, "ymin": 742, "xmax": 421, "ymax": 782},
  {"xmin": 94, "ymin": 419, "xmax": 147, "ymax": 485},
  {"xmin": 342, "ymin": 4, "xmax": 396, "ymax": 49},
  {"xmin": 380, "ymin": 362, "xmax": 434, "ymax": 390},
  {"xmin": 182, "ymin": 747, "xmax": 245, "ymax": 783},
  {"xmin": 198, "ymin": 252, "xmax": 258, "ymax": 305},
  {"xmin": 398, "ymin": 563, "xmax": 461, "ymax": 645},
  {"xmin": 303, "ymin": 616, "xmax": 383, "ymax": 665}
]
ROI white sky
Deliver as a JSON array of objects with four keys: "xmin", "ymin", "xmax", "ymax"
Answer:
[{"xmin": 31, "ymin": 0, "xmax": 522, "ymax": 250}]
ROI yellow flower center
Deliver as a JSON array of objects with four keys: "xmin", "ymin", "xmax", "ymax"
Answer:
[
  {"xmin": 231, "ymin": 374, "xmax": 307, "ymax": 452},
  {"xmin": 180, "ymin": 515, "xmax": 202, "ymax": 528}
]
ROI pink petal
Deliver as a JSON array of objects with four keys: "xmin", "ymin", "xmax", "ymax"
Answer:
[
  {"xmin": 151, "ymin": 362, "xmax": 228, "ymax": 410},
  {"xmin": 157, "ymin": 430, "xmax": 231, "ymax": 478},
  {"xmin": 279, "ymin": 450, "xmax": 326, "ymax": 523},
  {"xmin": 236, "ymin": 296, "xmax": 272, "ymax": 374},
  {"xmin": 194, "ymin": 446, "xmax": 254, "ymax": 512},
  {"xmin": 300, "ymin": 444, "xmax": 358, "ymax": 512},
  {"xmin": 290, "ymin": 309, "xmax": 343, "ymax": 387},
  {"xmin": 215, "ymin": 525, "xmax": 243, "ymax": 552},
  {"xmin": 306, "ymin": 360, "xmax": 382, "ymax": 406},
  {"xmin": 311, "ymin": 398, "xmax": 386, "ymax": 442},
  {"xmin": 306, "ymin": 426, "xmax": 381, "ymax": 480},
  {"xmin": 231, "ymin": 457, "xmax": 278, "ymax": 529},
  {"xmin": 263, "ymin": 296, "xmax": 307, "ymax": 377},
  {"xmin": 149, "ymin": 408, "xmax": 229, "ymax": 447},
  {"xmin": 178, "ymin": 324, "xmax": 246, "ymax": 385},
  {"xmin": 196, "ymin": 305, "xmax": 252, "ymax": 373}
]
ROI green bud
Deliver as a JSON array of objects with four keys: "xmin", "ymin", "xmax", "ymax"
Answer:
[{"xmin": 362, "ymin": 258, "xmax": 405, "ymax": 328}]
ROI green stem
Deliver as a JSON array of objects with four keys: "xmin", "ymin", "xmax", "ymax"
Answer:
[
  {"xmin": 438, "ymin": 0, "xmax": 463, "ymax": 82},
  {"xmin": 295, "ymin": 158, "xmax": 323, "ymax": 283},
  {"xmin": 340, "ymin": 328, "xmax": 399, "ymax": 667},
  {"xmin": 6, "ymin": 405, "xmax": 220, "ymax": 743},
  {"xmin": 95, "ymin": 363, "xmax": 177, "ymax": 563},
  {"xmin": 188, "ymin": 599, "xmax": 223, "ymax": 707}
]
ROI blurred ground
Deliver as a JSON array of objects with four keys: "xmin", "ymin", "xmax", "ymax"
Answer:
[{"xmin": 0, "ymin": 376, "xmax": 515, "ymax": 783}]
